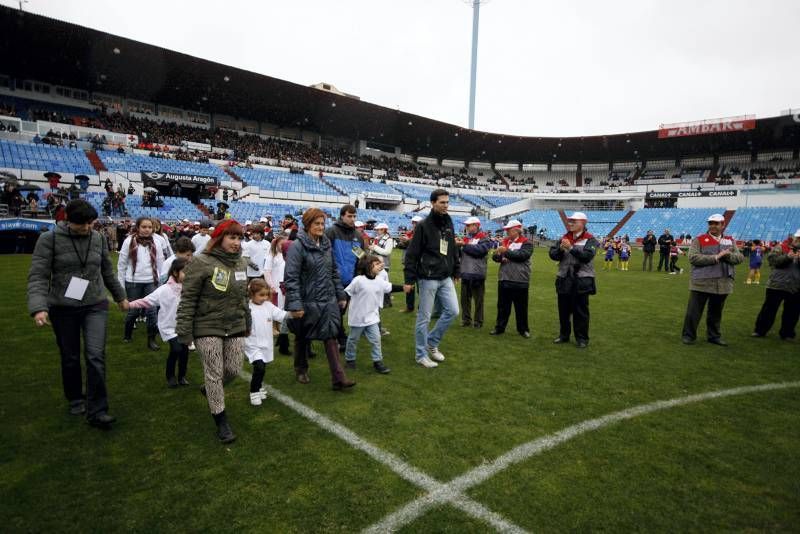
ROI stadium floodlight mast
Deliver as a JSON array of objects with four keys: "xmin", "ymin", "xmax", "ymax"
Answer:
[{"xmin": 464, "ymin": 0, "xmax": 489, "ymax": 130}]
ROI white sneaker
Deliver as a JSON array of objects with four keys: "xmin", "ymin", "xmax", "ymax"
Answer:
[
  {"xmin": 188, "ymin": 342, "xmax": 196, "ymax": 351},
  {"xmin": 380, "ymin": 328, "xmax": 390, "ymax": 336},
  {"xmin": 427, "ymin": 346, "xmax": 445, "ymax": 362},
  {"xmin": 417, "ymin": 356, "xmax": 438, "ymax": 368},
  {"xmin": 249, "ymin": 392, "xmax": 262, "ymax": 406},
  {"xmin": 259, "ymin": 387, "xmax": 267, "ymax": 400}
]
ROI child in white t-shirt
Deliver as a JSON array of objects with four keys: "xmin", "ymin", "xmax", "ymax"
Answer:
[
  {"xmin": 245, "ymin": 279, "xmax": 297, "ymax": 406},
  {"xmin": 344, "ymin": 255, "xmax": 400, "ymax": 374}
]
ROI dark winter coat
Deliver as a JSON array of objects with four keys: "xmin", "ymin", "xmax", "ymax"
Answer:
[
  {"xmin": 28, "ymin": 222, "xmax": 126, "ymax": 315},
  {"xmin": 175, "ymin": 247, "xmax": 251, "ymax": 343},
  {"xmin": 284, "ymin": 230, "xmax": 346, "ymax": 341},
  {"xmin": 403, "ymin": 211, "xmax": 460, "ymax": 283}
]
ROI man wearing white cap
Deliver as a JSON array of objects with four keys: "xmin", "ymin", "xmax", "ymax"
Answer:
[
  {"xmin": 457, "ymin": 216, "xmax": 491, "ymax": 328},
  {"xmin": 752, "ymin": 229, "xmax": 800, "ymax": 340},
  {"xmin": 398, "ymin": 215, "xmax": 424, "ymax": 313},
  {"xmin": 490, "ymin": 219, "xmax": 533, "ymax": 338},
  {"xmin": 355, "ymin": 221, "xmax": 370, "ymax": 249},
  {"xmin": 549, "ymin": 211, "xmax": 599, "ymax": 348},
  {"xmin": 681, "ymin": 214, "xmax": 743, "ymax": 346}
]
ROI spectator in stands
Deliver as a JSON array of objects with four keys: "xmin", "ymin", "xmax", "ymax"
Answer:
[
  {"xmin": 281, "ymin": 214, "xmax": 298, "ymax": 241},
  {"xmin": 642, "ymin": 230, "xmax": 657, "ymax": 271},
  {"xmin": 191, "ymin": 221, "xmax": 211, "ymax": 255},
  {"xmin": 403, "ymin": 190, "xmax": 460, "ymax": 368},
  {"xmin": 490, "ymin": 219, "xmax": 533, "ymax": 338},
  {"xmin": 752, "ymin": 230, "xmax": 800, "ymax": 340},
  {"xmin": 284, "ymin": 208, "xmax": 355, "ymax": 390},
  {"xmin": 549, "ymin": 212, "xmax": 599, "ymax": 349},
  {"xmin": 77, "ymin": 175, "xmax": 89, "ymax": 193},
  {"xmin": 176, "ymin": 219, "xmax": 250, "ymax": 444},
  {"xmin": 47, "ymin": 173, "xmax": 60, "ymax": 192},
  {"xmin": 457, "ymin": 217, "xmax": 490, "ymax": 329},
  {"xmin": 325, "ymin": 204, "xmax": 364, "ymax": 349},
  {"xmin": 657, "ymin": 229, "xmax": 675, "ymax": 272},
  {"xmin": 118, "ymin": 217, "xmax": 165, "ymax": 351},
  {"xmin": 681, "ymin": 214, "xmax": 744, "ymax": 346},
  {"xmin": 27, "ymin": 199, "xmax": 129, "ymax": 428}
]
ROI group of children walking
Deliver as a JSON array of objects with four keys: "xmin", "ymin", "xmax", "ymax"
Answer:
[
  {"xmin": 127, "ymin": 246, "xmax": 397, "ymax": 406},
  {"xmin": 602, "ymin": 237, "xmax": 632, "ymax": 271}
]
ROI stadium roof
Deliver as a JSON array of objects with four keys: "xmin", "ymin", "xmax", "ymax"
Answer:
[{"xmin": 1, "ymin": 5, "xmax": 799, "ymax": 164}]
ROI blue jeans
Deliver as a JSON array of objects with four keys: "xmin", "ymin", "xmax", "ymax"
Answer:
[
  {"xmin": 415, "ymin": 278, "xmax": 459, "ymax": 360},
  {"xmin": 345, "ymin": 323, "xmax": 382, "ymax": 362},
  {"xmin": 124, "ymin": 282, "xmax": 158, "ymax": 337}
]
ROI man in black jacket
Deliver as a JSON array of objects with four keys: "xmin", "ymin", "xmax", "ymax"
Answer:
[
  {"xmin": 642, "ymin": 230, "xmax": 657, "ymax": 271},
  {"xmin": 403, "ymin": 189, "xmax": 460, "ymax": 368},
  {"xmin": 657, "ymin": 228, "xmax": 674, "ymax": 272}
]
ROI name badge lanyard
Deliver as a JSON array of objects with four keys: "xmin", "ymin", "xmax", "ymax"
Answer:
[{"xmin": 68, "ymin": 227, "xmax": 93, "ymax": 277}]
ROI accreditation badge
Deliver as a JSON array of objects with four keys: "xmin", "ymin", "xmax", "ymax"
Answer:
[
  {"xmin": 439, "ymin": 239, "xmax": 448, "ymax": 255},
  {"xmin": 211, "ymin": 267, "xmax": 230, "ymax": 292}
]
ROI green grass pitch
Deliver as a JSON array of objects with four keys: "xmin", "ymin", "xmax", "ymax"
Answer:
[{"xmin": 1, "ymin": 247, "xmax": 798, "ymax": 532}]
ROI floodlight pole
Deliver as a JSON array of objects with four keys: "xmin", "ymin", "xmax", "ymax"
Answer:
[{"xmin": 467, "ymin": 0, "xmax": 481, "ymax": 130}]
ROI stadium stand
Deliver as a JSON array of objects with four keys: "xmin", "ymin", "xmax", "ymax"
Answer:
[
  {"xmin": 0, "ymin": 139, "xmax": 95, "ymax": 175},
  {"xmin": 617, "ymin": 208, "xmax": 720, "ymax": 240},
  {"xmin": 723, "ymin": 206, "xmax": 800, "ymax": 242},
  {"xmin": 97, "ymin": 150, "xmax": 229, "ymax": 180},
  {"xmin": 234, "ymin": 168, "xmax": 339, "ymax": 196}
]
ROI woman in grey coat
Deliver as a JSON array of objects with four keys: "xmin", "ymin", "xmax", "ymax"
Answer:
[
  {"xmin": 27, "ymin": 199, "xmax": 129, "ymax": 428},
  {"xmin": 284, "ymin": 208, "xmax": 355, "ymax": 390}
]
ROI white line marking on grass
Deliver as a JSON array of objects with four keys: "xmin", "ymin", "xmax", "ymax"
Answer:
[
  {"xmin": 365, "ymin": 381, "xmax": 800, "ymax": 533},
  {"xmin": 240, "ymin": 372, "xmax": 529, "ymax": 533}
]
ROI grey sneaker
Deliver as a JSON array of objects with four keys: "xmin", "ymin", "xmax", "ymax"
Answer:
[
  {"xmin": 427, "ymin": 346, "xmax": 445, "ymax": 362},
  {"xmin": 417, "ymin": 356, "xmax": 438, "ymax": 368}
]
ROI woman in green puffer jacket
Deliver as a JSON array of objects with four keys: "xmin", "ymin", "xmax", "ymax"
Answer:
[{"xmin": 176, "ymin": 219, "xmax": 250, "ymax": 444}]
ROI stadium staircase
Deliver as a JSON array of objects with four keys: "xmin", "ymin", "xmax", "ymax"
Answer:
[
  {"xmin": 707, "ymin": 164, "xmax": 719, "ymax": 183},
  {"xmin": 557, "ymin": 210, "xmax": 569, "ymax": 230},
  {"xmin": 86, "ymin": 150, "xmax": 107, "ymax": 173},
  {"xmin": 723, "ymin": 209, "xmax": 736, "ymax": 229},
  {"xmin": 318, "ymin": 175, "xmax": 346, "ymax": 195},
  {"xmin": 608, "ymin": 210, "xmax": 635, "ymax": 237},
  {"xmin": 196, "ymin": 203, "xmax": 212, "ymax": 218},
  {"xmin": 223, "ymin": 167, "xmax": 243, "ymax": 183}
]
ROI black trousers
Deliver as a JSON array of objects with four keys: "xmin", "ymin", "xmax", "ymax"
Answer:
[
  {"xmin": 336, "ymin": 295, "xmax": 351, "ymax": 347},
  {"xmin": 495, "ymin": 282, "xmax": 529, "ymax": 333},
  {"xmin": 642, "ymin": 251, "xmax": 654, "ymax": 271},
  {"xmin": 682, "ymin": 290, "xmax": 728, "ymax": 341},
  {"xmin": 405, "ymin": 284, "xmax": 416, "ymax": 311},
  {"xmin": 657, "ymin": 251, "xmax": 670, "ymax": 271},
  {"xmin": 461, "ymin": 278, "xmax": 486, "ymax": 326},
  {"xmin": 754, "ymin": 288, "xmax": 800, "ymax": 339},
  {"xmin": 49, "ymin": 304, "xmax": 109, "ymax": 419},
  {"xmin": 557, "ymin": 291, "xmax": 590, "ymax": 342},
  {"xmin": 166, "ymin": 337, "xmax": 189, "ymax": 380},
  {"xmin": 250, "ymin": 360, "xmax": 266, "ymax": 392}
]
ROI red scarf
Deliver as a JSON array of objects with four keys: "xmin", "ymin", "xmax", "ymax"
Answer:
[
  {"xmin": 129, "ymin": 234, "xmax": 158, "ymax": 283},
  {"xmin": 560, "ymin": 230, "xmax": 594, "ymax": 245}
]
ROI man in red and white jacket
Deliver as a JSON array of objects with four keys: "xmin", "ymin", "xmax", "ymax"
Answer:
[
  {"xmin": 490, "ymin": 219, "xmax": 533, "ymax": 338},
  {"xmin": 456, "ymin": 216, "xmax": 491, "ymax": 328},
  {"xmin": 681, "ymin": 213, "xmax": 744, "ymax": 346}
]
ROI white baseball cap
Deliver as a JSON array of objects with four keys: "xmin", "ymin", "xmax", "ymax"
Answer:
[
  {"xmin": 182, "ymin": 218, "xmax": 189, "ymax": 222},
  {"xmin": 411, "ymin": 215, "xmax": 423, "ymax": 223},
  {"xmin": 245, "ymin": 220, "xmax": 252, "ymax": 225},
  {"xmin": 259, "ymin": 217, "xmax": 268, "ymax": 223},
  {"xmin": 463, "ymin": 216, "xmax": 481, "ymax": 226},
  {"xmin": 503, "ymin": 219, "xmax": 523, "ymax": 230},
  {"xmin": 707, "ymin": 213, "xmax": 725, "ymax": 222},
  {"xmin": 193, "ymin": 221, "xmax": 200, "ymax": 226},
  {"xmin": 355, "ymin": 220, "xmax": 365, "ymax": 228},
  {"xmin": 567, "ymin": 212, "xmax": 588, "ymax": 221},
  {"xmin": 794, "ymin": 228, "xmax": 800, "ymax": 237},
  {"xmin": 375, "ymin": 222, "xmax": 389, "ymax": 230}
]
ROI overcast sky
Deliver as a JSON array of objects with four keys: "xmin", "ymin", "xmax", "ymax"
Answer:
[{"xmin": 6, "ymin": 0, "xmax": 800, "ymax": 137}]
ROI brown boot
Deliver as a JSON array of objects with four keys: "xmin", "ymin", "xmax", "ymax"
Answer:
[{"xmin": 332, "ymin": 378, "xmax": 356, "ymax": 391}]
